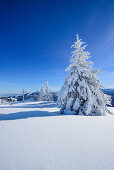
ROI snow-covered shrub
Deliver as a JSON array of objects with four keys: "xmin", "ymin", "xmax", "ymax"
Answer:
[
  {"xmin": 57, "ymin": 34, "xmax": 111, "ymax": 116},
  {"xmin": 11, "ymin": 97, "xmax": 17, "ymax": 102}
]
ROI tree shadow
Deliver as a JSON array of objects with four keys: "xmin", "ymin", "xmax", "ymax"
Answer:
[
  {"xmin": 0, "ymin": 102, "xmax": 57, "ymax": 109},
  {"xmin": 0, "ymin": 110, "xmax": 61, "ymax": 121}
]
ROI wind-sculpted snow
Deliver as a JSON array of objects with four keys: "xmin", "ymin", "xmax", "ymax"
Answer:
[{"xmin": 0, "ymin": 101, "xmax": 114, "ymax": 170}]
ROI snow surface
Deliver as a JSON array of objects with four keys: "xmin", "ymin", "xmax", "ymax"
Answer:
[{"xmin": 0, "ymin": 101, "xmax": 114, "ymax": 170}]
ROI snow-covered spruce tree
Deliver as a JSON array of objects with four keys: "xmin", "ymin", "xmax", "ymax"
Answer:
[
  {"xmin": 39, "ymin": 85, "xmax": 45, "ymax": 101},
  {"xmin": 57, "ymin": 34, "xmax": 111, "ymax": 116},
  {"xmin": 45, "ymin": 82, "xmax": 52, "ymax": 101}
]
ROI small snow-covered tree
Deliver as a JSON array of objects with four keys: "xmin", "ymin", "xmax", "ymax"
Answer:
[
  {"xmin": 57, "ymin": 34, "xmax": 111, "ymax": 116},
  {"xmin": 39, "ymin": 85, "xmax": 45, "ymax": 101},
  {"xmin": 45, "ymin": 82, "xmax": 52, "ymax": 101}
]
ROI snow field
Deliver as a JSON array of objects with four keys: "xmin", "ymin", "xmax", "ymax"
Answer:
[{"xmin": 0, "ymin": 101, "xmax": 114, "ymax": 170}]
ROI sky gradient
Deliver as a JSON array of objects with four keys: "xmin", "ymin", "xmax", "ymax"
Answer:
[{"xmin": 0, "ymin": 0, "xmax": 114, "ymax": 94}]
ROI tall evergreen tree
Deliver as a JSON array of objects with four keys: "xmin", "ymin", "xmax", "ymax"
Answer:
[
  {"xmin": 57, "ymin": 34, "xmax": 111, "ymax": 116},
  {"xmin": 39, "ymin": 85, "xmax": 45, "ymax": 101},
  {"xmin": 45, "ymin": 82, "xmax": 52, "ymax": 101}
]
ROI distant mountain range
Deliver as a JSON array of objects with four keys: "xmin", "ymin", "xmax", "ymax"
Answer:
[
  {"xmin": 0, "ymin": 89, "xmax": 114, "ymax": 106},
  {"xmin": 0, "ymin": 93, "xmax": 22, "ymax": 97},
  {"xmin": 102, "ymin": 89, "xmax": 114, "ymax": 106}
]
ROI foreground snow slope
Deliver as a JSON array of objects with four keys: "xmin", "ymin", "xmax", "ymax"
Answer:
[{"xmin": 0, "ymin": 101, "xmax": 114, "ymax": 170}]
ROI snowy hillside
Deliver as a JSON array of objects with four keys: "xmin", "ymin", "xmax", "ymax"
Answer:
[{"xmin": 0, "ymin": 101, "xmax": 114, "ymax": 170}]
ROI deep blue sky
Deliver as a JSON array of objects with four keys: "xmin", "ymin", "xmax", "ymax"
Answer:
[{"xmin": 0, "ymin": 0, "xmax": 114, "ymax": 94}]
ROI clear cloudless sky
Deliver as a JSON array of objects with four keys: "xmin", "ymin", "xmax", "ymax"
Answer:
[{"xmin": 0, "ymin": 0, "xmax": 114, "ymax": 94}]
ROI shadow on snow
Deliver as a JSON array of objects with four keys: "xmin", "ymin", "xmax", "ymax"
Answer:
[
  {"xmin": 0, "ymin": 102, "xmax": 57, "ymax": 109},
  {"xmin": 0, "ymin": 102, "xmax": 62, "ymax": 121},
  {"xmin": 0, "ymin": 110, "xmax": 62, "ymax": 121}
]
